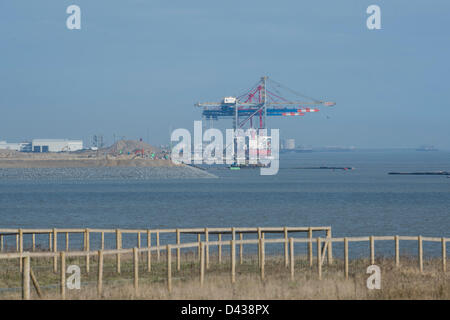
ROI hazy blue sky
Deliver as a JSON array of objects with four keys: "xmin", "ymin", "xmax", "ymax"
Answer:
[{"xmin": 1, "ymin": 1, "xmax": 449, "ymax": 149}]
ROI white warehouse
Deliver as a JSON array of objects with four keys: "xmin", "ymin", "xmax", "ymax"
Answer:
[
  {"xmin": 0, "ymin": 141, "xmax": 26, "ymax": 151},
  {"xmin": 32, "ymin": 139, "xmax": 83, "ymax": 153}
]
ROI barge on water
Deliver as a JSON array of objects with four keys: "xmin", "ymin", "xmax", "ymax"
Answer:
[{"xmin": 388, "ymin": 171, "xmax": 449, "ymax": 175}]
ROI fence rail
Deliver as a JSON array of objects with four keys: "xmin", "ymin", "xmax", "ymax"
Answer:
[
  {"xmin": 0, "ymin": 226, "xmax": 447, "ymax": 300},
  {"xmin": 0, "ymin": 226, "xmax": 332, "ymax": 272}
]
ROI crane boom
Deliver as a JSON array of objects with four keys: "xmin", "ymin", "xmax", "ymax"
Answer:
[{"xmin": 195, "ymin": 76, "xmax": 335, "ymax": 129}]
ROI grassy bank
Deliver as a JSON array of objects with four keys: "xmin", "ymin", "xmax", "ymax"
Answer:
[{"xmin": 0, "ymin": 253, "xmax": 448, "ymax": 300}]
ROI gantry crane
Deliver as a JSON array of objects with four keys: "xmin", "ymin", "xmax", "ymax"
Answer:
[
  {"xmin": 195, "ymin": 76, "xmax": 335, "ymax": 131},
  {"xmin": 195, "ymin": 76, "xmax": 336, "ymax": 166}
]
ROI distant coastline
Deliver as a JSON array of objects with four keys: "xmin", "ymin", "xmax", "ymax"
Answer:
[{"xmin": 0, "ymin": 139, "xmax": 179, "ymax": 168}]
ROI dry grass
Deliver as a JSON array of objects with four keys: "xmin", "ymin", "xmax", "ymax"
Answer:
[{"xmin": 0, "ymin": 253, "xmax": 448, "ymax": 300}]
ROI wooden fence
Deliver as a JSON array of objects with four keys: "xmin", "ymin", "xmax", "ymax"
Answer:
[
  {"xmin": 0, "ymin": 227, "xmax": 447, "ymax": 300},
  {"xmin": 0, "ymin": 226, "xmax": 332, "ymax": 273}
]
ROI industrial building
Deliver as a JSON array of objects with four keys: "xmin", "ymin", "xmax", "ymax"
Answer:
[
  {"xmin": 0, "ymin": 141, "xmax": 29, "ymax": 151},
  {"xmin": 284, "ymin": 139, "xmax": 296, "ymax": 150},
  {"xmin": 31, "ymin": 139, "xmax": 83, "ymax": 153}
]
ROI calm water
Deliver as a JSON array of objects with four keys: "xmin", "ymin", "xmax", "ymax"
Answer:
[{"xmin": 0, "ymin": 150, "xmax": 449, "ymax": 257}]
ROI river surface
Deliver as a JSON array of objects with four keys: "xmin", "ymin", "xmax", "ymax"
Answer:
[{"xmin": 0, "ymin": 150, "xmax": 449, "ymax": 257}]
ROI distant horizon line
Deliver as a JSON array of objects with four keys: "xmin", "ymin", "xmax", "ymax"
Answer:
[{"xmin": 1, "ymin": 139, "xmax": 449, "ymax": 152}]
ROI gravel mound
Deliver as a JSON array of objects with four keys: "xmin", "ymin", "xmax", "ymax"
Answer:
[{"xmin": 103, "ymin": 140, "xmax": 161, "ymax": 155}]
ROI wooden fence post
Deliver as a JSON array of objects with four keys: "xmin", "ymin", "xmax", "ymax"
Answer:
[
  {"xmin": 239, "ymin": 233, "xmax": 243, "ymax": 265},
  {"xmin": 321, "ymin": 239, "xmax": 328, "ymax": 267},
  {"xmin": 317, "ymin": 237, "xmax": 322, "ymax": 280},
  {"xmin": 260, "ymin": 238, "xmax": 265, "ymax": 280},
  {"xmin": 101, "ymin": 232, "xmax": 104, "ymax": 251},
  {"xmin": 98, "ymin": 250, "xmax": 103, "ymax": 297},
  {"xmin": 30, "ymin": 268, "xmax": 43, "ymax": 299},
  {"xmin": 200, "ymin": 242, "xmax": 205, "ymax": 287},
  {"xmin": 395, "ymin": 235, "xmax": 400, "ymax": 267},
  {"xmin": 442, "ymin": 238, "xmax": 446, "ymax": 272},
  {"xmin": 147, "ymin": 230, "xmax": 152, "ymax": 272},
  {"xmin": 16, "ymin": 233, "xmax": 19, "ymax": 252},
  {"xmin": 327, "ymin": 228, "xmax": 333, "ymax": 264},
  {"xmin": 231, "ymin": 227, "xmax": 236, "ymax": 263},
  {"xmin": 65, "ymin": 232, "xmax": 69, "ymax": 252},
  {"xmin": 308, "ymin": 227, "xmax": 313, "ymax": 267},
  {"xmin": 289, "ymin": 238, "xmax": 294, "ymax": 281},
  {"xmin": 205, "ymin": 228, "xmax": 209, "ymax": 270},
  {"xmin": 22, "ymin": 255, "xmax": 30, "ymax": 300},
  {"xmin": 19, "ymin": 229, "xmax": 23, "ymax": 253},
  {"xmin": 48, "ymin": 232, "xmax": 52, "ymax": 252},
  {"xmin": 137, "ymin": 232, "xmax": 141, "ymax": 249},
  {"xmin": 60, "ymin": 251, "xmax": 66, "ymax": 299},
  {"xmin": 134, "ymin": 247, "xmax": 139, "ymax": 296},
  {"xmin": 85, "ymin": 228, "xmax": 90, "ymax": 273},
  {"xmin": 218, "ymin": 234, "xmax": 222, "ymax": 264},
  {"xmin": 167, "ymin": 245, "xmax": 172, "ymax": 292},
  {"xmin": 0, "ymin": 235, "xmax": 3, "ymax": 252},
  {"xmin": 116, "ymin": 229, "xmax": 121, "ymax": 274},
  {"xmin": 32, "ymin": 233, "xmax": 36, "ymax": 252},
  {"xmin": 19, "ymin": 229, "xmax": 23, "ymax": 272},
  {"xmin": 284, "ymin": 227, "xmax": 289, "ymax": 268},
  {"xmin": 197, "ymin": 233, "xmax": 201, "ymax": 261},
  {"xmin": 231, "ymin": 240, "xmax": 236, "ymax": 284},
  {"xmin": 156, "ymin": 231, "xmax": 160, "ymax": 262},
  {"xmin": 176, "ymin": 229, "xmax": 181, "ymax": 272},
  {"xmin": 418, "ymin": 235, "xmax": 423, "ymax": 273},
  {"xmin": 53, "ymin": 228, "xmax": 58, "ymax": 273},
  {"xmin": 370, "ymin": 235, "xmax": 374, "ymax": 265},
  {"xmin": 344, "ymin": 237, "xmax": 349, "ymax": 280},
  {"xmin": 257, "ymin": 227, "xmax": 261, "ymax": 267}
]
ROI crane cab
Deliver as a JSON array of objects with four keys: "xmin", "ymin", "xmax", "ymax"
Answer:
[{"xmin": 223, "ymin": 97, "xmax": 237, "ymax": 104}]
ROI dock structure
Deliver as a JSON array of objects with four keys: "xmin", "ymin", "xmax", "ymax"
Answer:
[{"xmin": 195, "ymin": 76, "xmax": 335, "ymax": 165}]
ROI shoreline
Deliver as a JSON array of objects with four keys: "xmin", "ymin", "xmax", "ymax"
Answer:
[{"xmin": 0, "ymin": 158, "xmax": 178, "ymax": 168}]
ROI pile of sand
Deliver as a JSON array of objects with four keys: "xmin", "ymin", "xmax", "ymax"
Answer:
[{"xmin": 103, "ymin": 140, "xmax": 161, "ymax": 155}]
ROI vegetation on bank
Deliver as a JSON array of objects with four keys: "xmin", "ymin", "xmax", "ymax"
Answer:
[{"xmin": 0, "ymin": 253, "xmax": 448, "ymax": 300}]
